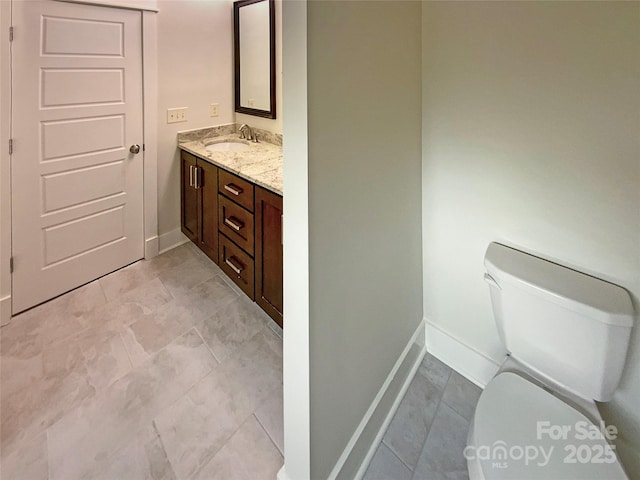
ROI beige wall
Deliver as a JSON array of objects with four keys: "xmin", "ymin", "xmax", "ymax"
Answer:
[
  {"xmin": 422, "ymin": 1, "xmax": 640, "ymax": 475},
  {"xmin": 306, "ymin": 1, "xmax": 423, "ymax": 478},
  {"xmin": 156, "ymin": 0, "xmax": 235, "ymax": 249}
]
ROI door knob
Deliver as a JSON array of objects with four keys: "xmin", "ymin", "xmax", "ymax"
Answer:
[{"xmin": 129, "ymin": 144, "xmax": 141, "ymax": 154}]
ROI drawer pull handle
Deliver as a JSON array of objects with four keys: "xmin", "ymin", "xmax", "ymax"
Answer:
[
  {"xmin": 224, "ymin": 216, "xmax": 244, "ymax": 231},
  {"xmin": 225, "ymin": 256, "xmax": 243, "ymax": 275},
  {"xmin": 224, "ymin": 183, "xmax": 243, "ymax": 196}
]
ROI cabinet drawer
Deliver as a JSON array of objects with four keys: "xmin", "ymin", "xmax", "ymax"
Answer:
[
  {"xmin": 218, "ymin": 195, "xmax": 254, "ymax": 256},
  {"xmin": 219, "ymin": 234, "xmax": 255, "ymax": 300},
  {"xmin": 218, "ymin": 170, "xmax": 254, "ymax": 212}
]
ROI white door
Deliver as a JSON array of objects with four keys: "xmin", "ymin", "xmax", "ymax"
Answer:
[{"xmin": 11, "ymin": 0, "xmax": 144, "ymax": 314}]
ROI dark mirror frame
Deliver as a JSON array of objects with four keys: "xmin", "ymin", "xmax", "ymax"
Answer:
[{"xmin": 234, "ymin": 0, "xmax": 276, "ymax": 119}]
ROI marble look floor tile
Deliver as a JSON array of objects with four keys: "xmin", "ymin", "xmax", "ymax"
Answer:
[
  {"xmin": 113, "ymin": 277, "xmax": 174, "ymax": 316},
  {"xmin": 47, "ymin": 329, "xmax": 217, "ymax": 480},
  {"xmin": 143, "ymin": 424, "xmax": 179, "ymax": 480},
  {"xmin": 1, "ymin": 361, "xmax": 96, "ymax": 458},
  {"xmin": 99, "ymin": 261, "xmax": 159, "ymax": 303},
  {"xmin": 156, "ymin": 255, "xmax": 221, "ymax": 299},
  {"xmin": 154, "ymin": 368, "xmax": 256, "ymax": 480},
  {"xmin": 192, "ymin": 415, "xmax": 283, "ymax": 480},
  {"xmin": 0, "ymin": 432, "xmax": 49, "ymax": 480},
  {"xmin": 185, "ymin": 241, "xmax": 213, "ymax": 262},
  {"xmin": 382, "ymin": 372, "xmax": 444, "ymax": 470},
  {"xmin": 418, "ymin": 353, "xmax": 452, "ymax": 391},
  {"xmin": 172, "ymin": 275, "xmax": 239, "ymax": 319},
  {"xmin": 78, "ymin": 424, "xmax": 177, "ymax": 480},
  {"xmin": 441, "ymin": 371, "xmax": 482, "ymax": 421},
  {"xmin": 226, "ymin": 328, "xmax": 283, "ymax": 399},
  {"xmin": 363, "ymin": 442, "xmax": 412, "ymax": 480},
  {"xmin": 255, "ymin": 385, "xmax": 284, "ymax": 455},
  {"xmin": 1, "ymin": 244, "xmax": 283, "ymax": 480},
  {"xmin": 412, "ymin": 403, "xmax": 470, "ymax": 480},
  {"xmin": 1, "ymin": 280, "xmax": 107, "ymax": 361},
  {"xmin": 141, "ymin": 242, "xmax": 203, "ymax": 275},
  {"xmin": 122, "ymin": 300, "xmax": 207, "ymax": 363},
  {"xmin": 43, "ymin": 327, "xmax": 132, "ymax": 392},
  {"xmin": 195, "ymin": 295, "xmax": 267, "ymax": 362},
  {"xmin": 155, "ymin": 329, "xmax": 281, "ymax": 480},
  {"xmin": 92, "ymin": 277, "xmax": 175, "ymax": 333},
  {"xmin": 0, "ymin": 348, "xmax": 44, "ymax": 402}
]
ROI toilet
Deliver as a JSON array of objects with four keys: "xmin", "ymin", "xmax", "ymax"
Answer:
[{"xmin": 467, "ymin": 243, "xmax": 634, "ymax": 480}]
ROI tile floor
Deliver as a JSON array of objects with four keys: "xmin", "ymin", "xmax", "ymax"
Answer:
[
  {"xmin": 364, "ymin": 354, "xmax": 482, "ymax": 480},
  {"xmin": 1, "ymin": 242, "xmax": 481, "ymax": 480},
  {"xmin": 1, "ymin": 242, "xmax": 284, "ymax": 480}
]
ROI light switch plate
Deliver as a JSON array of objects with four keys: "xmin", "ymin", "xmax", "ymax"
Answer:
[
  {"xmin": 167, "ymin": 107, "xmax": 187, "ymax": 124},
  {"xmin": 210, "ymin": 103, "xmax": 219, "ymax": 117}
]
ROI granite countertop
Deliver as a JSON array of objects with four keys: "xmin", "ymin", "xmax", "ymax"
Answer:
[{"xmin": 178, "ymin": 127, "xmax": 282, "ymax": 196}]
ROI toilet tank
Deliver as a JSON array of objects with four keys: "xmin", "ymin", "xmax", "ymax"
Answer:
[{"xmin": 484, "ymin": 243, "xmax": 634, "ymax": 402}]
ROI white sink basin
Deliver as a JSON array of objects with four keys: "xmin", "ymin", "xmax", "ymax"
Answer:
[{"xmin": 206, "ymin": 141, "xmax": 249, "ymax": 153}]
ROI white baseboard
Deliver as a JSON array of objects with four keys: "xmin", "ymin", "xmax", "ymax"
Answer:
[
  {"xmin": 0, "ymin": 294, "xmax": 11, "ymax": 326},
  {"xmin": 145, "ymin": 236, "xmax": 159, "ymax": 259},
  {"xmin": 328, "ymin": 318, "xmax": 427, "ymax": 480},
  {"xmin": 158, "ymin": 228, "xmax": 189, "ymax": 254},
  {"xmin": 425, "ymin": 319, "xmax": 500, "ymax": 388},
  {"xmin": 276, "ymin": 466, "xmax": 292, "ymax": 480},
  {"xmin": 353, "ymin": 330, "xmax": 427, "ymax": 480}
]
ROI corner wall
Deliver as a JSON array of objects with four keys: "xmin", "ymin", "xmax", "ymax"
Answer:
[
  {"xmin": 421, "ymin": 1, "xmax": 640, "ymax": 475},
  {"xmin": 280, "ymin": 1, "xmax": 310, "ymax": 477},
  {"xmin": 306, "ymin": 2, "xmax": 423, "ymax": 478},
  {"xmin": 156, "ymin": 0, "xmax": 235, "ymax": 251}
]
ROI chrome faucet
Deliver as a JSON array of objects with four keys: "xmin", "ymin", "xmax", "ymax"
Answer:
[{"xmin": 239, "ymin": 124, "xmax": 258, "ymax": 143}]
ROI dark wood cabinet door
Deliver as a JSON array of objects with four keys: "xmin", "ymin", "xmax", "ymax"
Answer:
[
  {"xmin": 180, "ymin": 151, "xmax": 198, "ymax": 243},
  {"xmin": 255, "ymin": 186, "xmax": 283, "ymax": 327},
  {"xmin": 197, "ymin": 160, "xmax": 218, "ymax": 263}
]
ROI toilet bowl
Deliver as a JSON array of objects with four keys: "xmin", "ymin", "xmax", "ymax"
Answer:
[
  {"xmin": 467, "ymin": 243, "xmax": 634, "ymax": 480},
  {"xmin": 467, "ymin": 366, "xmax": 627, "ymax": 479}
]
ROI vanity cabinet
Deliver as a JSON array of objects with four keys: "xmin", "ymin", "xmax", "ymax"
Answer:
[
  {"xmin": 255, "ymin": 187, "xmax": 283, "ymax": 327},
  {"xmin": 180, "ymin": 149, "xmax": 283, "ymax": 327},
  {"xmin": 180, "ymin": 151, "xmax": 218, "ymax": 263},
  {"xmin": 218, "ymin": 170, "xmax": 256, "ymax": 299}
]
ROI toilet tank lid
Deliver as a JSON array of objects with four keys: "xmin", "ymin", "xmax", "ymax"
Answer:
[{"xmin": 484, "ymin": 243, "xmax": 634, "ymax": 327}]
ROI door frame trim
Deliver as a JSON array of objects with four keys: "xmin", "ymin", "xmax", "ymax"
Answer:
[
  {"xmin": 1, "ymin": 0, "xmax": 12, "ymax": 326},
  {"xmin": 0, "ymin": 1, "xmax": 159, "ymax": 325}
]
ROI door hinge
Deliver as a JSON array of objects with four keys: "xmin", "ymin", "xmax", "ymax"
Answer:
[
  {"xmin": 9, "ymin": 26, "xmax": 13, "ymax": 42},
  {"xmin": 9, "ymin": 257, "xmax": 14, "ymax": 274},
  {"xmin": 8, "ymin": 139, "xmax": 13, "ymax": 155}
]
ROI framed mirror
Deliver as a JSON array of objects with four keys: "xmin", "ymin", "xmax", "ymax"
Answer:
[{"xmin": 234, "ymin": 0, "xmax": 276, "ymax": 119}]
